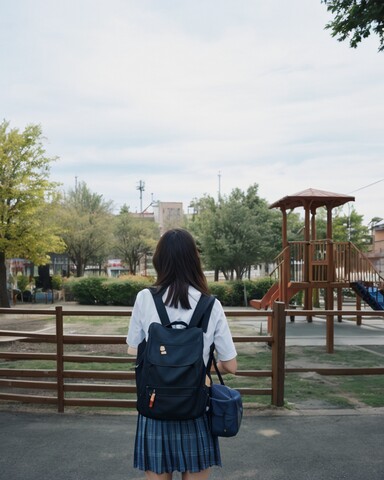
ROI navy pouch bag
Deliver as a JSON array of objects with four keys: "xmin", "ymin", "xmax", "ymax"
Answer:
[{"xmin": 209, "ymin": 356, "xmax": 243, "ymax": 437}]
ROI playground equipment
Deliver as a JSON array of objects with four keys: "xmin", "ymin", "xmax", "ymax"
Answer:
[
  {"xmin": 350, "ymin": 282, "xmax": 384, "ymax": 310},
  {"xmin": 250, "ymin": 188, "xmax": 384, "ymax": 352}
]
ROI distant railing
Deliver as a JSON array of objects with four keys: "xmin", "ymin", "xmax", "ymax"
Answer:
[
  {"xmin": 0, "ymin": 304, "xmax": 286, "ymax": 412},
  {"xmin": 334, "ymin": 242, "xmax": 384, "ymax": 285},
  {"xmin": 271, "ymin": 241, "xmax": 384, "ymax": 286}
]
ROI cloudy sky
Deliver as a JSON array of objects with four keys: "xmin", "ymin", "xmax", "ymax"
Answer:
[{"xmin": 1, "ymin": 0, "xmax": 383, "ymax": 223}]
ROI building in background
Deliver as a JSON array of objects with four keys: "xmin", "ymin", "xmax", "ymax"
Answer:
[
  {"xmin": 152, "ymin": 201, "xmax": 184, "ymax": 235},
  {"xmin": 367, "ymin": 220, "xmax": 384, "ymax": 275}
]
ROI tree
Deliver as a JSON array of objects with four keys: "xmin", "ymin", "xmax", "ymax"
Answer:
[
  {"xmin": 332, "ymin": 206, "xmax": 370, "ymax": 250},
  {"xmin": 322, "ymin": 0, "xmax": 384, "ymax": 52},
  {"xmin": 190, "ymin": 184, "xmax": 281, "ymax": 280},
  {"xmin": 0, "ymin": 121, "xmax": 65, "ymax": 307},
  {"xmin": 294, "ymin": 206, "xmax": 370, "ymax": 250},
  {"xmin": 113, "ymin": 206, "xmax": 159, "ymax": 275},
  {"xmin": 59, "ymin": 182, "xmax": 114, "ymax": 277}
]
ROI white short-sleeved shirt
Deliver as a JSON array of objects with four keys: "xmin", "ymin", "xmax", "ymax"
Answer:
[{"xmin": 127, "ymin": 287, "xmax": 237, "ymax": 365}]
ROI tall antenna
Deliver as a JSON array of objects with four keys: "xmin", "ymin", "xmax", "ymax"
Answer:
[
  {"xmin": 218, "ymin": 171, "xmax": 222, "ymax": 202},
  {"xmin": 137, "ymin": 180, "xmax": 145, "ymax": 213}
]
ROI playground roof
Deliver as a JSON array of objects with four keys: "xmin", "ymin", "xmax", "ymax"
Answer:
[{"xmin": 269, "ymin": 188, "xmax": 355, "ymax": 211}]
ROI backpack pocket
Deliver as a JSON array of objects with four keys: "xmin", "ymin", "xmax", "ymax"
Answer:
[{"xmin": 138, "ymin": 385, "xmax": 210, "ymax": 421}]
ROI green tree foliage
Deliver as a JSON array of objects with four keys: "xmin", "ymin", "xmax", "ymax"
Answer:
[
  {"xmin": 332, "ymin": 207, "xmax": 370, "ymax": 249},
  {"xmin": 189, "ymin": 184, "xmax": 281, "ymax": 280},
  {"xmin": 59, "ymin": 181, "xmax": 113, "ymax": 277},
  {"xmin": 293, "ymin": 206, "xmax": 369, "ymax": 250},
  {"xmin": 113, "ymin": 205, "xmax": 159, "ymax": 275},
  {"xmin": 322, "ymin": 0, "xmax": 384, "ymax": 51},
  {"xmin": 286, "ymin": 211, "xmax": 305, "ymax": 241},
  {"xmin": 0, "ymin": 121, "xmax": 65, "ymax": 307}
]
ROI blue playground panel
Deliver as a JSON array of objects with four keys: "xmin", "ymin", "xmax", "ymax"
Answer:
[{"xmin": 351, "ymin": 282, "xmax": 384, "ymax": 311}]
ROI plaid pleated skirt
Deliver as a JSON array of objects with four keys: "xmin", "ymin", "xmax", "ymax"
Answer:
[{"xmin": 134, "ymin": 413, "xmax": 221, "ymax": 474}]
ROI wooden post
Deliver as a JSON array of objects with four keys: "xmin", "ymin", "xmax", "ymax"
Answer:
[
  {"xmin": 356, "ymin": 295, "xmax": 362, "ymax": 326},
  {"xmin": 281, "ymin": 208, "xmax": 289, "ymax": 306},
  {"xmin": 56, "ymin": 306, "xmax": 64, "ymax": 413},
  {"xmin": 272, "ymin": 301, "xmax": 286, "ymax": 407},
  {"xmin": 326, "ymin": 206, "xmax": 335, "ymax": 353},
  {"xmin": 326, "ymin": 313, "xmax": 334, "ymax": 354},
  {"xmin": 304, "ymin": 206, "xmax": 311, "ymax": 321},
  {"xmin": 337, "ymin": 287, "xmax": 343, "ymax": 322}
]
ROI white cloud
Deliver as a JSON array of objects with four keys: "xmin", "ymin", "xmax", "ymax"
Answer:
[{"xmin": 1, "ymin": 0, "xmax": 383, "ymax": 222}]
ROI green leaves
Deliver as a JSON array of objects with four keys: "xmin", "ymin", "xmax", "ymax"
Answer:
[
  {"xmin": 0, "ymin": 120, "xmax": 64, "ymax": 262},
  {"xmin": 322, "ymin": 0, "xmax": 384, "ymax": 52},
  {"xmin": 59, "ymin": 182, "xmax": 114, "ymax": 276},
  {"xmin": 0, "ymin": 120, "xmax": 64, "ymax": 306},
  {"xmin": 113, "ymin": 208, "xmax": 159, "ymax": 275},
  {"xmin": 189, "ymin": 184, "xmax": 281, "ymax": 279}
]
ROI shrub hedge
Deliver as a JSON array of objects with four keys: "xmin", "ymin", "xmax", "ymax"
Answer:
[{"xmin": 65, "ymin": 276, "xmax": 275, "ymax": 307}]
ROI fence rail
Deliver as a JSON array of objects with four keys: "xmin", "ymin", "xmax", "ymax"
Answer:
[
  {"xmin": 1, "ymin": 304, "xmax": 383, "ymax": 412},
  {"xmin": 0, "ymin": 304, "xmax": 284, "ymax": 412}
]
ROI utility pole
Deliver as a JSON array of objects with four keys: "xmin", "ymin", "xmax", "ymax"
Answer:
[
  {"xmin": 218, "ymin": 170, "xmax": 222, "ymax": 203},
  {"xmin": 137, "ymin": 180, "xmax": 145, "ymax": 214}
]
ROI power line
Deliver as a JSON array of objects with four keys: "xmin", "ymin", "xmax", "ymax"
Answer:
[{"xmin": 348, "ymin": 178, "xmax": 384, "ymax": 194}]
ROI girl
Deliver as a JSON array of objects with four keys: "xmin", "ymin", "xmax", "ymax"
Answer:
[{"xmin": 127, "ymin": 228, "xmax": 237, "ymax": 480}]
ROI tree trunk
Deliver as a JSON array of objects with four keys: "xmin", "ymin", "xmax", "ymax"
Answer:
[
  {"xmin": 76, "ymin": 259, "xmax": 84, "ymax": 277},
  {"xmin": 0, "ymin": 251, "xmax": 11, "ymax": 308},
  {"xmin": 214, "ymin": 268, "xmax": 219, "ymax": 282}
]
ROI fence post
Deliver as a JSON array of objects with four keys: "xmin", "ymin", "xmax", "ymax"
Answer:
[
  {"xmin": 356, "ymin": 295, "xmax": 362, "ymax": 326},
  {"xmin": 272, "ymin": 301, "xmax": 286, "ymax": 407},
  {"xmin": 56, "ymin": 306, "xmax": 64, "ymax": 413}
]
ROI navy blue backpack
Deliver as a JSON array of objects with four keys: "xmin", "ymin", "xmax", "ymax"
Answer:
[{"xmin": 135, "ymin": 289, "xmax": 215, "ymax": 421}]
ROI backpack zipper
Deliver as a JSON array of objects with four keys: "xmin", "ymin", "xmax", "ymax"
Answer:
[{"xmin": 149, "ymin": 389, "xmax": 156, "ymax": 408}]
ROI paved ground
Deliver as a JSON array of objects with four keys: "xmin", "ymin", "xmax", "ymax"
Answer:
[{"xmin": 1, "ymin": 408, "xmax": 384, "ymax": 480}]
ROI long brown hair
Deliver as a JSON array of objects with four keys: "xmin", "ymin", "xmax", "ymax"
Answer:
[{"xmin": 152, "ymin": 228, "xmax": 209, "ymax": 309}]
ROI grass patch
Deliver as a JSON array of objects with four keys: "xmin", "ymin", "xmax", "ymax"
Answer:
[
  {"xmin": 289, "ymin": 346, "xmax": 384, "ymax": 368},
  {"xmin": 63, "ymin": 315, "xmax": 128, "ymax": 326},
  {"xmin": 337, "ymin": 375, "xmax": 384, "ymax": 407}
]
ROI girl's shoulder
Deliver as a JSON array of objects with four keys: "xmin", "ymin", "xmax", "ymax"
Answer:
[{"xmin": 135, "ymin": 288, "xmax": 155, "ymax": 307}]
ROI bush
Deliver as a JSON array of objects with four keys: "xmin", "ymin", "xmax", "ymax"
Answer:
[
  {"xmin": 208, "ymin": 277, "xmax": 275, "ymax": 306},
  {"xmin": 247, "ymin": 277, "xmax": 275, "ymax": 300},
  {"xmin": 104, "ymin": 277, "xmax": 152, "ymax": 306},
  {"xmin": 64, "ymin": 275, "xmax": 275, "ymax": 307},
  {"xmin": 62, "ymin": 278, "xmax": 75, "ymax": 301},
  {"xmin": 51, "ymin": 274, "xmax": 63, "ymax": 291},
  {"xmin": 65, "ymin": 276, "xmax": 152, "ymax": 305},
  {"xmin": 16, "ymin": 274, "xmax": 30, "ymax": 292},
  {"xmin": 208, "ymin": 282, "xmax": 233, "ymax": 306},
  {"xmin": 69, "ymin": 277, "xmax": 109, "ymax": 305}
]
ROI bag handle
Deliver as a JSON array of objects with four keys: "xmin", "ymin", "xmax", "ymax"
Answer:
[{"xmin": 212, "ymin": 354, "xmax": 225, "ymax": 386}]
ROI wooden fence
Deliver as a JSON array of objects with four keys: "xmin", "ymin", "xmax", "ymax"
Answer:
[
  {"xmin": 0, "ymin": 304, "xmax": 383, "ymax": 413},
  {"xmin": 0, "ymin": 303, "xmax": 285, "ymax": 412}
]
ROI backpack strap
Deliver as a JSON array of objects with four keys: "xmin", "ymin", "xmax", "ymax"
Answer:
[
  {"xmin": 150, "ymin": 289, "xmax": 215, "ymax": 332},
  {"xmin": 189, "ymin": 294, "xmax": 216, "ymax": 332},
  {"xmin": 151, "ymin": 289, "xmax": 172, "ymax": 327}
]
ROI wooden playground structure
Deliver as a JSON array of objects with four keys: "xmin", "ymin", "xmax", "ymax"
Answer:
[{"xmin": 251, "ymin": 188, "xmax": 384, "ymax": 352}]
